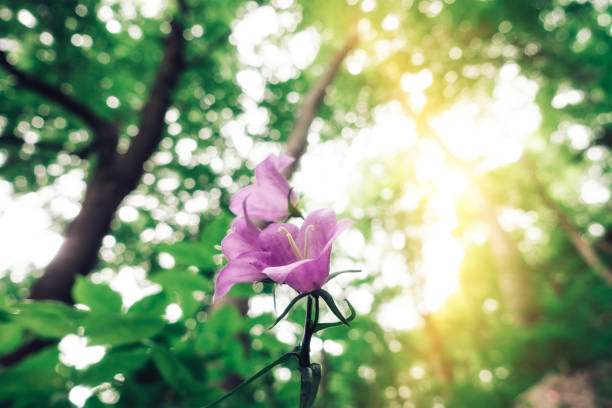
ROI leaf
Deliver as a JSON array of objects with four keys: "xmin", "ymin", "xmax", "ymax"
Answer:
[
  {"xmin": 269, "ymin": 291, "xmax": 310, "ymax": 329},
  {"xmin": 317, "ymin": 290, "xmax": 350, "ymax": 326},
  {"xmin": 13, "ymin": 345, "xmax": 59, "ymax": 372},
  {"xmin": 314, "ymin": 299, "xmax": 356, "ymax": 333},
  {"xmin": 157, "ymin": 213, "xmax": 231, "ymax": 270},
  {"xmin": 0, "ymin": 322, "xmax": 23, "ymax": 355},
  {"xmin": 72, "ymin": 276, "xmax": 123, "ymax": 314},
  {"xmin": 203, "ymin": 352, "xmax": 299, "ymax": 408},
  {"xmin": 78, "ymin": 347, "xmax": 150, "ymax": 386},
  {"xmin": 325, "ymin": 269, "xmax": 361, "ymax": 283},
  {"xmin": 0, "ymin": 369, "xmax": 65, "ymax": 397},
  {"xmin": 299, "ymin": 363, "xmax": 322, "ymax": 408},
  {"xmin": 127, "ymin": 292, "xmax": 169, "ymax": 317},
  {"xmin": 199, "ymin": 212, "xmax": 232, "ymax": 244},
  {"xmin": 84, "ymin": 315, "xmax": 166, "ymax": 346},
  {"xmin": 11, "ymin": 301, "xmax": 87, "ymax": 338},
  {"xmin": 151, "ymin": 345, "xmax": 199, "ymax": 396},
  {"xmin": 157, "ymin": 242, "xmax": 217, "ymax": 269},
  {"xmin": 150, "ymin": 270, "xmax": 211, "ymax": 317},
  {"xmin": 1, "ymin": 346, "xmax": 63, "ymax": 400}
]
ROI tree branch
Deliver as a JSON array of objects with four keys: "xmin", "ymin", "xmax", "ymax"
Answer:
[
  {"xmin": 216, "ymin": 29, "xmax": 358, "ymax": 391},
  {"xmin": 116, "ymin": 20, "xmax": 184, "ymax": 183},
  {"xmin": 1, "ymin": 11, "xmax": 187, "ymax": 368},
  {"xmin": 283, "ymin": 28, "xmax": 358, "ymax": 178},
  {"xmin": 0, "ymin": 52, "xmax": 118, "ymax": 163},
  {"xmin": 0, "ymin": 51, "xmax": 109, "ymax": 132}
]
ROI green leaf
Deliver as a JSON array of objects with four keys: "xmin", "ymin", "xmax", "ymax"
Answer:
[
  {"xmin": 203, "ymin": 352, "xmax": 299, "ymax": 408},
  {"xmin": 199, "ymin": 212, "xmax": 232, "ymax": 244},
  {"xmin": 0, "ymin": 369, "xmax": 65, "ymax": 397},
  {"xmin": 127, "ymin": 292, "xmax": 169, "ymax": 317},
  {"xmin": 325, "ymin": 269, "xmax": 361, "ymax": 283},
  {"xmin": 157, "ymin": 242, "xmax": 217, "ymax": 269},
  {"xmin": 11, "ymin": 301, "xmax": 87, "ymax": 338},
  {"xmin": 150, "ymin": 270, "xmax": 211, "ymax": 317},
  {"xmin": 155, "ymin": 213, "xmax": 231, "ymax": 271},
  {"xmin": 0, "ymin": 322, "xmax": 23, "ymax": 355},
  {"xmin": 1, "ymin": 346, "xmax": 63, "ymax": 400},
  {"xmin": 84, "ymin": 315, "xmax": 166, "ymax": 346},
  {"xmin": 78, "ymin": 347, "xmax": 150, "ymax": 386},
  {"xmin": 269, "ymin": 291, "xmax": 310, "ymax": 329},
  {"xmin": 13, "ymin": 346, "xmax": 59, "ymax": 372},
  {"xmin": 317, "ymin": 290, "xmax": 350, "ymax": 327},
  {"xmin": 299, "ymin": 363, "xmax": 322, "ymax": 408},
  {"xmin": 151, "ymin": 345, "xmax": 199, "ymax": 396},
  {"xmin": 72, "ymin": 276, "xmax": 123, "ymax": 314},
  {"xmin": 314, "ymin": 299, "xmax": 356, "ymax": 333}
]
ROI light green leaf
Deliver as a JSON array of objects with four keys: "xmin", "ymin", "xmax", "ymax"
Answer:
[
  {"xmin": 78, "ymin": 347, "xmax": 150, "ymax": 385},
  {"xmin": 151, "ymin": 345, "xmax": 199, "ymax": 396},
  {"xmin": 84, "ymin": 315, "xmax": 166, "ymax": 346},
  {"xmin": 127, "ymin": 292, "xmax": 169, "ymax": 317},
  {"xmin": 72, "ymin": 276, "xmax": 123, "ymax": 314},
  {"xmin": 150, "ymin": 270, "xmax": 210, "ymax": 317},
  {"xmin": 199, "ymin": 212, "xmax": 232, "ymax": 244},
  {"xmin": 11, "ymin": 301, "xmax": 87, "ymax": 338},
  {"xmin": 157, "ymin": 242, "xmax": 217, "ymax": 269},
  {"xmin": 0, "ymin": 322, "xmax": 23, "ymax": 355}
]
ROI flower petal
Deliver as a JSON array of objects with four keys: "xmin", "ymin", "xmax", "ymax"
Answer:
[
  {"xmin": 262, "ymin": 258, "xmax": 312, "ymax": 287},
  {"xmin": 229, "ymin": 185, "xmax": 256, "ymax": 217},
  {"xmin": 271, "ymin": 154, "xmax": 295, "ymax": 172},
  {"xmin": 259, "ymin": 223, "xmax": 300, "ymax": 265},
  {"xmin": 285, "ymin": 247, "xmax": 333, "ymax": 292},
  {"xmin": 296, "ymin": 209, "xmax": 338, "ymax": 258},
  {"xmin": 229, "ymin": 155, "xmax": 296, "ymax": 222},
  {"xmin": 213, "ymin": 256, "xmax": 267, "ymax": 301}
]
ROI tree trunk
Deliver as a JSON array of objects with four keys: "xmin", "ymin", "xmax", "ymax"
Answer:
[
  {"xmin": 30, "ymin": 20, "xmax": 186, "ymax": 303},
  {"xmin": 422, "ymin": 313, "xmax": 453, "ymax": 384},
  {"xmin": 1, "ymin": 14, "xmax": 185, "ymax": 367}
]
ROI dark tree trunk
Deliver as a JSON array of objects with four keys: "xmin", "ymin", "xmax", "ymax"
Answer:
[
  {"xmin": 1, "ymin": 14, "xmax": 185, "ymax": 367},
  {"xmin": 31, "ymin": 20, "xmax": 185, "ymax": 303}
]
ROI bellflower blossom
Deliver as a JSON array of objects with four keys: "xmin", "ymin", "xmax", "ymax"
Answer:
[
  {"xmin": 209, "ymin": 154, "xmax": 358, "ymax": 408},
  {"xmin": 229, "ymin": 154, "xmax": 298, "ymax": 222},
  {"xmin": 214, "ymin": 207, "xmax": 352, "ymax": 300}
]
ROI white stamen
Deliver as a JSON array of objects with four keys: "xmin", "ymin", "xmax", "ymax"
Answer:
[
  {"xmin": 303, "ymin": 225, "xmax": 315, "ymax": 258},
  {"xmin": 278, "ymin": 227, "xmax": 303, "ymax": 259}
]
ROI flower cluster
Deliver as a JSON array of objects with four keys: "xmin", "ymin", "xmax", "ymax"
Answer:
[{"xmin": 214, "ymin": 154, "xmax": 353, "ymax": 300}]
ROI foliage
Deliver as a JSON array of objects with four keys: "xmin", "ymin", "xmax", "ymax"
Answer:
[{"xmin": 1, "ymin": 0, "xmax": 611, "ymax": 407}]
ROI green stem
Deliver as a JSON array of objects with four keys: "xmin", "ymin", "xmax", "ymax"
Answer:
[{"xmin": 299, "ymin": 296, "xmax": 314, "ymax": 366}]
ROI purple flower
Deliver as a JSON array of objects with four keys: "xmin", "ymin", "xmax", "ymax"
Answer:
[
  {"xmin": 229, "ymin": 154, "xmax": 298, "ymax": 222},
  {"xmin": 213, "ymin": 208, "xmax": 353, "ymax": 300},
  {"xmin": 258, "ymin": 209, "xmax": 353, "ymax": 293}
]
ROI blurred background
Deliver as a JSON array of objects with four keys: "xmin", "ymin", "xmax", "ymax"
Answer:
[{"xmin": 1, "ymin": 0, "xmax": 611, "ymax": 407}]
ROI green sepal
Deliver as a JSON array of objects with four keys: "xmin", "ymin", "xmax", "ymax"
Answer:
[
  {"xmin": 203, "ymin": 351, "xmax": 299, "ymax": 408},
  {"xmin": 325, "ymin": 269, "xmax": 361, "ymax": 283},
  {"xmin": 314, "ymin": 299, "xmax": 356, "ymax": 333},
  {"xmin": 317, "ymin": 289, "xmax": 350, "ymax": 326},
  {"xmin": 299, "ymin": 363, "xmax": 322, "ymax": 408},
  {"xmin": 269, "ymin": 291, "xmax": 310, "ymax": 329}
]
